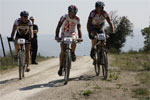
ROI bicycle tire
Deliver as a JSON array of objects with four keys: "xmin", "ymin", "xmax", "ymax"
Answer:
[
  {"xmin": 102, "ymin": 51, "xmax": 108, "ymax": 80},
  {"xmin": 94, "ymin": 51, "xmax": 100, "ymax": 76},
  {"xmin": 18, "ymin": 51, "xmax": 22, "ymax": 80},
  {"xmin": 21, "ymin": 50, "xmax": 25, "ymax": 78},
  {"xmin": 18, "ymin": 50, "xmax": 25, "ymax": 80},
  {"xmin": 64, "ymin": 50, "xmax": 71, "ymax": 85}
]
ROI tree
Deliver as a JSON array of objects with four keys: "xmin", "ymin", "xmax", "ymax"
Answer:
[
  {"xmin": 141, "ymin": 26, "xmax": 150, "ymax": 52},
  {"xmin": 105, "ymin": 11, "xmax": 133, "ymax": 52}
]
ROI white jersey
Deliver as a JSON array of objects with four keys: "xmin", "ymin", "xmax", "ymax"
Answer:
[
  {"xmin": 14, "ymin": 18, "xmax": 32, "ymax": 35},
  {"xmin": 59, "ymin": 14, "xmax": 80, "ymax": 37}
]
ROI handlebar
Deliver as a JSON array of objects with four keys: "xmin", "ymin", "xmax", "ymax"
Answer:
[
  {"xmin": 55, "ymin": 37, "xmax": 83, "ymax": 43},
  {"xmin": 7, "ymin": 37, "xmax": 30, "ymax": 44},
  {"xmin": 7, "ymin": 37, "xmax": 15, "ymax": 42}
]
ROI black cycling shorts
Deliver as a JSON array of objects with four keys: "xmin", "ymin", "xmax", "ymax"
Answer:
[{"xmin": 15, "ymin": 32, "xmax": 31, "ymax": 41}]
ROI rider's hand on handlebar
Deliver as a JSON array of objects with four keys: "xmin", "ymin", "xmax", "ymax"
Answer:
[
  {"xmin": 89, "ymin": 34, "xmax": 95, "ymax": 40},
  {"xmin": 55, "ymin": 36, "xmax": 61, "ymax": 42},
  {"xmin": 8, "ymin": 37, "xmax": 14, "ymax": 41},
  {"xmin": 109, "ymin": 32, "xmax": 115, "ymax": 37}
]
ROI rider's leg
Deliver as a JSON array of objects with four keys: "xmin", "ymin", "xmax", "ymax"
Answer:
[
  {"xmin": 90, "ymin": 39, "xmax": 96, "ymax": 59},
  {"xmin": 71, "ymin": 42, "xmax": 76, "ymax": 53},
  {"xmin": 14, "ymin": 42, "xmax": 19, "ymax": 54},
  {"xmin": 60, "ymin": 43, "xmax": 66, "ymax": 68},
  {"xmin": 71, "ymin": 42, "xmax": 76, "ymax": 61},
  {"xmin": 25, "ymin": 44, "xmax": 31, "ymax": 71}
]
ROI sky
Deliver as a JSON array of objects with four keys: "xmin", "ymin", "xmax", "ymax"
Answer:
[
  {"xmin": 0, "ymin": 0, "xmax": 150, "ymax": 37},
  {"xmin": 0, "ymin": 0, "xmax": 149, "ymax": 55}
]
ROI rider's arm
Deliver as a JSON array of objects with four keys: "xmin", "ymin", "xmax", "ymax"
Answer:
[
  {"xmin": 55, "ymin": 21, "xmax": 63, "ymax": 38},
  {"xmin": 33, "ymin": 25, "xmax": 38, "ymax": 34},
  {"xmin": 30, "ymin": 25, "xmax": 34, "ymax": 38},
  {"xmin": 106, "ymin": 17, "xmax": 114, "ymax": 33},
  {"xmin": 77, "ymin": 24, "xmax": 82, "ymax": 39},
  {"xmin": 11, "ymin": 24, "xmax": 17, "ymax": 38},
  {"xmin": 87, "ymin": 17, "xmax": 92, "ymax": 35}
]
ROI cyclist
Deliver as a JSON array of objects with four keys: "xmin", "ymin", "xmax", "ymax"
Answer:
[
  {"xmin": 87, "ymin": 1, "xmax": 114, "ymax": 59},
  {"xmin": 10, "ymin": 11, "xmax": 33, "ymax": 72},
  {"xmin": 55, "ymin": 5, "xmax": 83, "ymax": 76}
]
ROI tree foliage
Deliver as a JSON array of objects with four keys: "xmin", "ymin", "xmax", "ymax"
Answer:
[
  {"xmin": 105, "ymin": 11, "xmax": 133, "ymax": 52},
  {"xmin": 141, "ymin": 26, "xmax": 150, "ymax": 52}
]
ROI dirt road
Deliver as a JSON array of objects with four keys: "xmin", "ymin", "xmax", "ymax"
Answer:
[{"xmin": 0, "ymin": 56, "xmax": 139, "ymax": 100}]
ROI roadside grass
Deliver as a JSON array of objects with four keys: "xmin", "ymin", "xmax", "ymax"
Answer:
[
  {"xmin": 36, "ymin": 55, "xmax": 52, "ymax": 62},
  {"xmin": 132, "ymin": 88, "xmax": 150, "ymax": 99},
  {"xmin": 0, "ymin": 55, "xmax": 52, "ymax": 72},
  {"xmin": 110, "ymin": 53, "xmax": 150, "ymax": 71},
  {"xmin": 0, "ymin": 56, "xmax": 17, "ymax": 71},
  {"xmin": 107, "ymin": 70, "xmax": 119, "ymax": 82},
  {"xmin": 137, "ymin": 72, "xmax": 150, "ymax": 85},
  {"xmin": 110, "ymin": 52, "xmax": 150, "ymax": 100},
  {"xmin": 80, "ymin": 90, "xmax": 92, "ymax": 96}
]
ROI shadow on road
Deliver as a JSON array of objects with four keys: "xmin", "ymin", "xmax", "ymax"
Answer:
[
  {"xmin": 19, "ymin": 74, "xmax": 100, "ymax": 91},
  {"xmin": 0, "ymin": 78, "xmax": 18, "ymax": 84}
]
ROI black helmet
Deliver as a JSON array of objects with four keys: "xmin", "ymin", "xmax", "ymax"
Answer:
[
  {"xmin": 20, "ymin": 11, "xmax": 29, "ymax": 17},
  {"xmin": 68, "ymin": 5, "xmax": 78, "ymax": 14},
  {"xmin": 95, "ymin": 1, "xmax": 105, "ymax": 8}
]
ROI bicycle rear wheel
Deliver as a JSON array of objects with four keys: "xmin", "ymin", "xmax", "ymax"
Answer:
[
  {"xmin": 102, "ymin": 51, "xmax": 108, "ymax": 79},
  {"xmin": 64, "ymin": 50, "xmax": 71, "ymax": 85},
  {"xmin": 94, "ymin": 52, "xmax": 100, "ymax": 76}
]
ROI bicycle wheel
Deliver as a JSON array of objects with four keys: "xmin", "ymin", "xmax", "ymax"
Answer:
[
  {"xmin": 94, "ymin": 51, "xmax": 100, "ymax": 76},
  {"xmin": 18, "ymin": 50, "xmax": 25, "ymax": 80},
  {"xmin": 18, "ymin": 51, "xmax": 22, "ymax": 80},
  {"xmin": 21, "ymin": 50, "xmax": 25, "ymax": 78},
  {"xmin": 102, "ymin": 51, "xmax": 108, "ymax": 79},
  {"xmin": 64, "ymin": 50, "xmax": 71, "ymax": 85}
]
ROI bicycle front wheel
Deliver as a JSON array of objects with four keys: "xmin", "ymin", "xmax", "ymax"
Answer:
[
  {"xmin": 18, "ymin": 50, "xmax": 25, "ymax": 80},
  {"xmin": 94, "ymin": 52, "xmax": 100, "ymax": 76},
  {"xmin": 64, "ymin": 50, "xmax": 71, "ymax": 85},
  {"xmin": 102, "ymin": 51, "xmax": 108, "ymax": 80}
]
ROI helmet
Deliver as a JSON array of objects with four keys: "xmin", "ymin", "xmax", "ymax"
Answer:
[
  {"xmin": 20, "ymin": 11, "xmax": 29, "ymax": 17},
  {"xmin": 30, "ymin": 16, "xmax": 34, "ymax": 20},
  {"xmin": 95, "ymin": 1, "xmax": 105, "ymax": 8},
  {"xmin": 68, "ymin": 5, "xmax": 78, "ymax": 13}
]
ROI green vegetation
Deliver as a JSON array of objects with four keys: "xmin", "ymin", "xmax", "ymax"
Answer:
[
  {"xmin": 132, "ymin": 88, "xmax": 150, "ymax": 99},
  {"xmin": 36, "ymin": 55, "xmax": 51, "ymax": 62},
  {"xmin": 110, "ymin": 52, "xmax": 150, "ymax": 100},
  {"xmin": 137, "ymin": 72, "xmax": 150, "ymax": 85},
  {"xmin": 0, "ymin": 56, "xmax": 17, "ymax": 71},
  {"xmin": 0, "ymin": 54, "xmax": 51, "ymax": 72},
  {"xmin": 80, "ymin": 90, "xmax": 92, "ymax": 96},
  {"xmin": 106, "ymin": 11, "xmax": 133, "ymax": 52},
  {"xmin": 141, "ymin": 26, "xmax": 150, "ymax": 52},
  {"xmin": 110, "ymin": 53, "xmax": 150, "ymax": 71},
  {"xmin": 107, "ymin": 71, "xmax": 119, "ymax": 81}
]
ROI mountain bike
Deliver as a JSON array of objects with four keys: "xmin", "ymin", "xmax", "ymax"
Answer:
[
  {"xmin": 59, "ymin": 37, "xmax": 81, "ymax": 85},
  {"xmin": 8, "ymin": 38, "xmax": 29, "ymax": 80},
  {"xmin": 93, "ymin": 33, "xmax": 108, "ymax": 79}
]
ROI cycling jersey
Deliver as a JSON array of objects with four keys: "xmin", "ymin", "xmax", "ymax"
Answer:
[
  {"xmin": 14, "ymin": 18, "xmax": 32, "ymax": 35},
  {"xmin": 88, "ymin": 9, "xmax": 110, "ymax": 33},
  {"xmin": 89, "ymin": 9, "xmax": 109, "ymax": 26},
  {"xmin": 14, "ymin": 18, "xmax": 32, "ymax": 41},
  {"xmin": 59, "ymin": 14, "xmax": 80, "ymax": 38}
]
